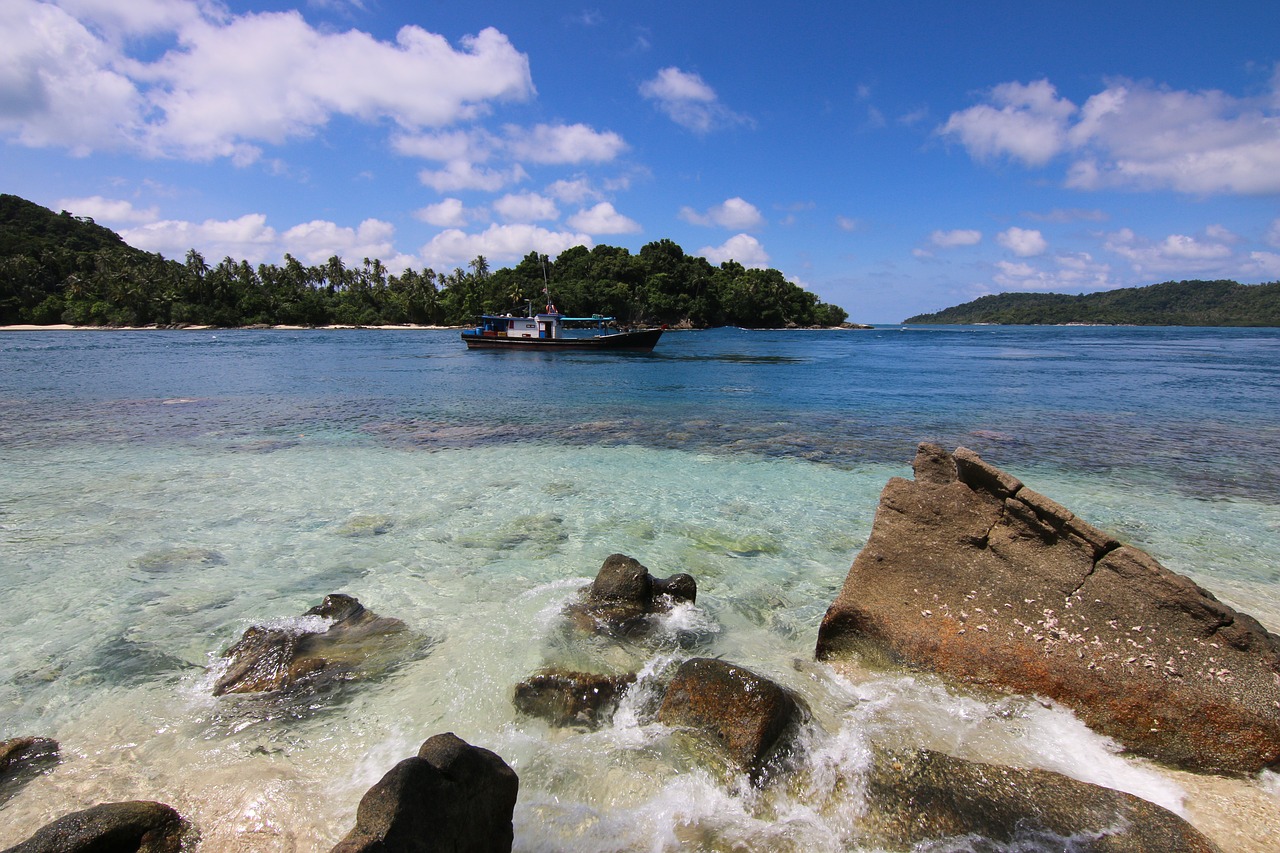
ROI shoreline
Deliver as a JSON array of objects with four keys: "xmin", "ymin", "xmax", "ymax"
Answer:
[{"xmin": 0, "ymin": 323, "xmax": 463, "ymax": 332}]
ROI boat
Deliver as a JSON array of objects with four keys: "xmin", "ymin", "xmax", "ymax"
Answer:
[{"xmin": 461, "ymin": 308, "xmax": 663, "ymax": 351}]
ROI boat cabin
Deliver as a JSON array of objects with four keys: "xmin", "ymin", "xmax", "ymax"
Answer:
[{"xmin": 469, "ymin": 311, "xmax": 617, "ymax": 341}]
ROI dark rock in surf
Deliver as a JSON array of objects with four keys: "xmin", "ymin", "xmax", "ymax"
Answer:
[
  {"xmin": 213, "ymin": 594, "xmax": 415, "ymax": 696},
  {"xmin": 512, "ymin": 669, "xmax": 637, "ymax": 728},
  {"xmin": 2, "ymin": 800, "xmax": 189, "ymax": 853},
  {"xmin": 860, "ymin": 747, "xmax": 1220, "ymax": 852},
  {"xmin": 657, "ymin": 657, "xmax": 804, "ymax": 782},
  {"xmin": 566, "ymin": 553, "xmax": 696, "ymax": 635},
  {"xmin": 816, "ymin": 443, "xmax": 1280, "ymax": 775},
  {"xmin": 0, "ymin": 737, "xmax": 59, "ymax": 803},
  {"xmin": 330, "ymin": 732, "xmax": 518, "ymax": 853}
]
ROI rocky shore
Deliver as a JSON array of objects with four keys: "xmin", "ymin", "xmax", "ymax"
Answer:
[{"xmin": 4, "ymin": 446, "xmax": 1278, "ymax": 851}]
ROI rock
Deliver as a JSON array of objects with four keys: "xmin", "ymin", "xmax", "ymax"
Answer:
[
  {"xmin": 213, "ymin": 594, "xmax": 415, "ymax": 696},
  {"xmin": 513, "ymin": 669, "xmax": 637, "ymax": 728},
  {"xmin": 816, "ymin": 443, "xmax": 1280, "ymax": 775},
  {"xmin": 0, "ymin": 737, "xmax": 59, "ymax": 777},
  {"xmin": 2, "ymin": 800, "xmax": 189, "ymax": 853},
  {"xmin": 330, "ymin": 732, "xmax": 518, "ymax": 853},
  {"xmin": 657, "ymin": 657, "xmax": 804, "ymax": 782},
  {"xmin": 566, "ymin": 553, "xmax": 696, "ymax": 635},
  {"xmin": 859, "ymin": 747, "xmax": 1220, "ymax": 852}
]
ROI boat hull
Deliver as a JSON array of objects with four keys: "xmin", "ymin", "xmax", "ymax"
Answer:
[{"xmin": 461, "ymin": 328, "xmax": 663, "ymax": 352}]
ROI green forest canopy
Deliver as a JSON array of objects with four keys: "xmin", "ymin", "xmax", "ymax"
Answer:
[
  {"xmin": 904, "ymin": 279, "xmax": 1280, "ymax": 327},
  {"xmin": 0, "ymin": 194, "xmax": 848, "ymax": 329}
]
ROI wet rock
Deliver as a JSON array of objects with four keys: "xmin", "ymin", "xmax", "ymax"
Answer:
[
  {"xmin": 816, "ymin": 443, "xmax": 1280, "ymax": 775},
  {"xmin": 657, "ymin": 657, "xmax": 804, "ymax": 782},
  {"xmin": 513, "ymin": 669, "xmax": 637, "ymax": 728},
  {"xmin": 0, "ymin": 737, "xmax": 59, "ymax": 803},
  {"xmin": 330, "ymin": 732, "xmax": 518, "ymax": 853},
  {"xmin": 566, "ymin": 554, "xmax": 696, "ymax": 635},
  {"xmin": 860, "ymin": 747, "xmax": 1220, "ymax": 852},
  {"xmin": 2, "ymin": 800, "xmax": 189, "ymax": 853},
  {"xmin": 213, "ymin": 594, "xmax": 414, "ymax": 696}
]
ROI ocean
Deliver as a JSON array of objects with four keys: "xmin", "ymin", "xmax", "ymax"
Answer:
[{"xmin": 1, "ymin": 325, "xmax": 1278, "ymax": 850}]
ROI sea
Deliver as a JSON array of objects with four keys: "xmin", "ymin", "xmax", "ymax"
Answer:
[{"xmin": 1, "ymin": 325, "xmax": 1278, "ymax": 851}]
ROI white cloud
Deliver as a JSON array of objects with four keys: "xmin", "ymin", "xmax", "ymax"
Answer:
[
  {"xmin": 420, "ymin": 224, "xmax": 591, "ymax": 268},
  {"xmin": 415, "ymin": 198, "xmax": 472, "ymax": 228},
  {"xmin": 943, "ymin": 73, "xmax": 1280, "ymax": 195},
  {"xmin": 392, "ymin": 129, "xmax": 495, "ymax": 162},
  {"xmin": 991, "ymin": 252, "xmax": 1114, "ymax": 292},
  {"xmin": 940, "ymin": 79, "xmax": 1075, "ymax": 166},
  {"xmin": 698, "ymin": 233, "xmax": 769, "ymax": 268},
  {"xmin": 0, "ymin": 4, "xmax": 535, "ymax": 160},
  {"xmin": 1243, "ymin": 251, "xmax": 1280, "ymax": 278},
  {"xmin": 930, "ymin": 229, "xmax": 983, "ymax": 248},
  {"xmin": 121, "ymin": 213, "xmax": 278, "ymax": 263},
  {"xmin": 679, "ymin": 197, "xmax": 765, "ymax": 230},
  {"xmin": 997, "ymin": 226, "xmax": 1048, "ymax": 257},
  {"xmin": 493, "ymin": 192, "xmax": 559, "ymax": 223},
  {"xmin": 566, "ymin": 202, "xmax": 641, "ymax": 234},
  {"xmin": 418, "ymin": 160, "xmax": 528, "ymax": 193},
  {"xmin": 279, "ymin": 218, "xmax": 396, "ymax": 265},
  {"xmin": 836, "ymin": 216, "xmax": 862, "ymax": 232},
  {"xmin": 639, "ymin": 66, "xmax": 749, "ymax": 134},
  {"xmin": 57, "ymin": 195, "xmax": 158, "ymax": 225},
  {"xmin": 1103, "ymin": 227, "xmax": 1236, "ymax": 276},
  {"xmin": 545, "ymin": 177, "xmax": 602, "ymax": 204},
  {"xmin": 504, "ymin": 123, "xmax": 626, "ymax": 164}
]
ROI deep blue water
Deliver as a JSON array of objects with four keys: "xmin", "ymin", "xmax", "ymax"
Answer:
[{"xmin": 4, "ymin": 325, "xmax": 1279, "ymax": 500}]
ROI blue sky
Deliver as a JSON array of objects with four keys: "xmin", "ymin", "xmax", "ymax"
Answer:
[{"xmin": 3, "ymin": 1, "xmax": 1279, "ymax": 322}]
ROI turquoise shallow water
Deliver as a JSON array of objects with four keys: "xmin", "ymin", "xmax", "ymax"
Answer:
[{"xmin": 1, "ymin": 326, "xmax": 1278, "ymax": 849}]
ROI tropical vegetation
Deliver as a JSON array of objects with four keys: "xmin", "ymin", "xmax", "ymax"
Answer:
[
  {"xmin": 0, "ymin": 194, "xmax": 848, "ymax": 329},
  {"xmin": 904, "ymin": 280, "xmax": 1280, "ymax": 327}
]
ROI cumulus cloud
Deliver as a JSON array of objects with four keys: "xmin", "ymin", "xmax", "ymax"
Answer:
[
  {"xmin": 58, "ymin": 195, "xmax": 158, "ymax": 224},
  {"xmin": 279, "ymin": 218, "xmax": 397, "ymax": 265},
  {"xmin": 566, "ymin": 202, "xmax": 641, "ymax": 234},
  {"xmin": 0, "ymin": 2, "xmax": 534, "ymax": 161},
  {"xmin": 942, "ymin": 72, "xmax": 1280, "ymax": 195},
  {"xmin": 990, "ymin": 252, "xmax": 1114, "ymax": 293},
  {"xmin": 493, "ymin": 192, "xmax": 558, "ymax": 222},
  {"xmin": 997, "ymin": 226, "xmax": 1048, "ymax": 257},
  {"xmin": 679, "ymin": 197, "xmax": 765, "ymax": 230},
  {"xmin": 121, "ymin": 213, "xmax": 279, "ymax": 263},
  {"xmin": 504, "ymin": 123, "xmax": 626, "ymax": 164},
  {"xmin": 545, "ymin": 177, "xmax": 603, "ymax": 204},
  {"xmin": 420, "ymin": 223, "xmax": 591, "ymax": 269},
  {"xmin": 415, "ymin": 198, "xmax": 472, "ymax": 228},
  {"xmin": 930, "ymin": 229, "xmax": 983, "ymax": 248},
  {"xmin": 1266, "ymin": 218, "xmax": 1280, "ymax": 248},
  {"xmin": 1103, "ymin": 227, "xmax": 1236, "ymax": 276},
  {"xmin": 698, "ymin": 233, "xmax": 769, "ymax": 268},
  {"xmin": 418, "ymin": 161, "xmax": 528, "ymax": 193},
  {"xmin": 639, "ymin": 66, "xmax": 749, "ymax": 134}
]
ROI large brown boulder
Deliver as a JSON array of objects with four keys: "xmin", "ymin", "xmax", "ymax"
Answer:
[
  {"xmin": 213, "ymin": 594, "xmax": 416, "ymax": 696},
  {"xmin": 2, "ymin": 800, "xmax": 188, "ymax": 853},
  {"xmin": 816, "ymin": 443, "xmax": 1280, "ymax": 775},
  {"xmin": 330, "ymin": 732, "xmax": 518, "ymax": 853},
  {"xmin": 860, "ymin": 747, "xmax": 1219, "ymax": 852},
  {"xmin": 657, "ymin": 658, "xmax": 804, "ymax": 782},
  {"xmin": 566, "ymin": 554, "xmax": 696, "ymax": 636}
]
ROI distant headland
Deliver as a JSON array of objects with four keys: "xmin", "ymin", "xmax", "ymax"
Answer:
[{"xmin": 904, "ymin": 279, "xmax": 1280, "ymax": 326}]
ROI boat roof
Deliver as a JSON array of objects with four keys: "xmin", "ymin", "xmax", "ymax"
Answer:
[{"xmin": 478, "ymin": 313, "xmax": 616, "ymax": 322}]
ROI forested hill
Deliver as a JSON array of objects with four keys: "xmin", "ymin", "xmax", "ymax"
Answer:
[
  {"xmin": 0, "ymin": 193, "xmax": 848, "ymax": 328},
  {"xmin": 904, "ymin": 280, "xmax": 1280, "ymax": 327}
]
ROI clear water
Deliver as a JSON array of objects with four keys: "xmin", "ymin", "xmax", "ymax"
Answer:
[{"xmin": 1, "ymin": 326, "xmax": 1278, "ymax": 850}]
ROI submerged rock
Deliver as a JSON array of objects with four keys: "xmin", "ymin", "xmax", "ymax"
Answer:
[
  {"xmin": 860, "ymin": 747, "xmax": 1220, "ymax": 852},
  {"xmin": 566, "ymin": 553, "xmax": 696, "ymax": 636},
  {"xmin": 513, "ymin": 669, "xmax": 637, "ymax": 728},
  {"xmin": 213, "ymin": 594, "xmax": 415, "ymax": 696},
  {"xmin": 2, "ymin": 800, "xmax": 189, "ymax": 853},
  {"xmin": 330, "ymin": 732, "xmax": 518, "ymax": 853},
  {"xmin": 816, "ymin": 443, "xmax": 1280, "ymax": 775},
  {"xmin": 0, "ymin": 737, "xmax": 59, "ymax": 803},
  {"xmin": 657, "ymin": 657, "xmax": 804, "ymax": 782}
]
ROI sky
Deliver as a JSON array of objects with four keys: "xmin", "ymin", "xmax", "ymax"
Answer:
[{"xmin": 3, "ymin": 1, "xmax": 1279, "ymax": 322}]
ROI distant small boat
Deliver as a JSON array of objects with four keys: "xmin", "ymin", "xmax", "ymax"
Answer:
[{"xmin": 461, "ymin": 308, "xmax": 663, "ymax": 352}]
